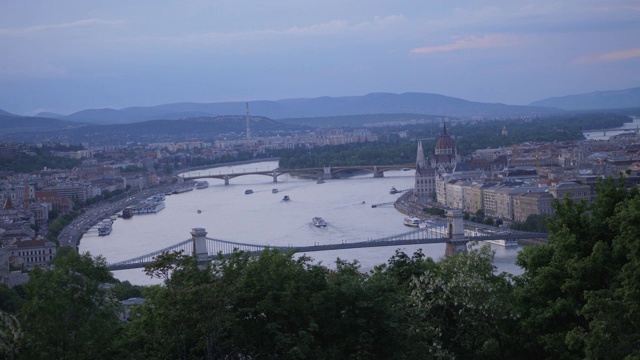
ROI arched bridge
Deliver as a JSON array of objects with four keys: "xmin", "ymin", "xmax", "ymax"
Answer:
[
  {"xmin": 107, "ymin": 210, "xmax": 548, "ymax": 271},
  {"xmin": 182, "ymin": 164, "xmax": 416, "ymax": 185}
]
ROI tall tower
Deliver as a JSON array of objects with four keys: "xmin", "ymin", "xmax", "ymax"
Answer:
[
  {"xmin": 245, "ymin": 102, "xmax": 252, "ymax": 140},
  {"xmin": 414, "ymin": 140, "xmax": 436, "ymax": 203}
]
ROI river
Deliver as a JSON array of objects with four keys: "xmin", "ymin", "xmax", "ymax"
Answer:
[
  {"xmin": 583, "ymin": 117, "xmax": 640, "ymax": 140},
  {"xmin": 79, "ymin": 161, "xmax": 523, "ymax": 285}
]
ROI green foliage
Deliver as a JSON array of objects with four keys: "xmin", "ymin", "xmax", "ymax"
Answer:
[
  {"xmin": 410, "ymin": 246, "xmax": 518, "ymax": 360},
  {"xmin": 514, "ymin": 177, "xmax": 640, "ymax": 359},
  {"xmin": 0, "ymin": 285, "xmax": 24, "ymax": 315},
  {"xmin": 18, "ymin": 251, "xmax": 120, "ymax": 360},
  {"xmin": 422, "ymin": 206, "xmax": 446, "ymax": 216},
  {"xmin": 0, "ymin": 153, "xmax": 80, "ymax": 173},
  {"xmin": 109, "ymin": 280, "xmax": 144, "ymax": 301},
  {"xmin": 510, "ymin": 213, "xmax": 551, "ymax": 232},
  {"xmin": 46, "ymin": 210, "xmax": 80, "ymax": 245},
  {"xmin": 0, "ymin": 310, "xmax": 22, "ymax": 360}
]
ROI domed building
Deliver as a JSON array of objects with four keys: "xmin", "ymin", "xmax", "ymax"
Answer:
[
  {"xmin": 414, "ymin": 123, "xmax": 460, "ymax": 203},
  {"xmin": 430, "ymin": 123, "xmax": 459, "ymax": 173}
]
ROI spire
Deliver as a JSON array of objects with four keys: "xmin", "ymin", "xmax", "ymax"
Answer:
[
  {"xmin": 442, "ymin": 122, "xmax": 448, "ymax": 135},
  {"xmin": 3, "ymin": 197, "xmax": 15, "ymax": 210},
  {"xmin": 416, "ymin": 141, "xmax": 427, "ymax": 169}
]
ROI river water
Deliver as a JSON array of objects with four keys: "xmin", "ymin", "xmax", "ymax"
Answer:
[
  {"xmin": 583, "ymin": 117, "xmax": 640, "ymax": 140},
  {"xmin": 80, "ymin": 161, "xmax": 523, "ymax": 285}
]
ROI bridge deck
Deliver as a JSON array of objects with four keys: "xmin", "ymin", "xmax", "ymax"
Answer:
[{"xmin": 107, "ymin": 227, "xmax": 547, "ymax": 271}]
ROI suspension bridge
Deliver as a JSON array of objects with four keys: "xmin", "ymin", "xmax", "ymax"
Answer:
[{"xmin": 107, "ymin": 210, "xmax": 548, "ymax": 271}]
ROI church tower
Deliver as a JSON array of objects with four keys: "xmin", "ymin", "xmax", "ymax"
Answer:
[{"xmin": 414, "ymin": 141, "xmax": 436, "ymax": 203}]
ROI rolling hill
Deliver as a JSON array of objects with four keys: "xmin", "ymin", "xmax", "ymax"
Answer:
[
  {"xmin": 40, "ymin": 92, "xmax": 564, "ymax": 125},
  {"xmin": 530, "ymin": 87, "xmax": 640, "ymax": 110}
]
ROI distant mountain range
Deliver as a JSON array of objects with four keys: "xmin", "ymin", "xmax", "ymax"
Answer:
[
  {"xmin": 530, "ymin": 87, "xmax": 640, "ymax": 110},
  {"xmin": 0, "ymin": 115, "xmax": 307, "ymax": 145},
  {"xmin": 0, "ymin": 88, "xmax": 638, "ymax": 144},
  {"xmin": 35, "ymin": 92, "xmax": 564, "ymax": 125}
]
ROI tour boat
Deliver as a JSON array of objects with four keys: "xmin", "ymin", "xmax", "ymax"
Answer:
[
  {"xmin": 195, "ymin": 181, "xmax": 209, "ymax": 189},
  {"xmin": 403, "ymin": 217, "xmax": 421, "ymax": 227}
]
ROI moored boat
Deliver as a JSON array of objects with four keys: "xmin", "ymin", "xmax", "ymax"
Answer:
[
  {"xmin": 122, "ymin": 206, "xmax": 135, "ymax": 219},
  {"xmin": 173, "ymin": 186, "xmax": 194, "ymax": 194},
  {"xmin": 312, "ymin": 217, "xmax": 327, "ymax": 227},
  {"xmin": 195, "ymin": 181, "xmax": 209, "ymax": 189},
  {"xmin": 404, "ymin": 217, "xmax": 421, "ymax": 227}
]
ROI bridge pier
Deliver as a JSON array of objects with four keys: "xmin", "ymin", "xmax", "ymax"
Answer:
[
  {"xmin": 272, "ymin": 170, "xmax": 278, "ymax": 183},
  {"xmin": 322, "ymin": 166, "xmax": 333, "ymax": 180},
  {"xmin": 191, "ymin": 228, "xmax": 209, "ymax": 268},
  {"xmin": 224, "ymin": 175, "xmax": 229, "ymax": 185},
  {"xmin": 373, "ymin": 166, "xmax": 384, "ymax": 178},
  {"xmin": 445, "ymin": 209, "xmax": 468, "ymax": 257}
]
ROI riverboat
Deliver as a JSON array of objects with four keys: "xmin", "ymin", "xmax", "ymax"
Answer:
[
  {"xmin": 122, "ymin": 206, "xmax": 135, "ymax": 219},
  {"xmin": 282, "ymin": 195, "xmax": 290, "ymax": 201},
  {"xmin": 487, "ymin": 239, "xmax": 518, "ymax": 247},
  {"xmin": 272, "ymin": 188, "xmax": 279, "ymax": 193},
  {"xmin": 404, "ymin": 217, "xmax": 422, "ymax": 227},
  {"xmin": 132, "ymin": 198, "xmax": 166, "ymax": 215},
  {"xmin": 195, "ymin": 181, "xmax": 209, "ymax": 189},
  {"xmin": 312, "ymin": 217, "xmax": 327, "ymax": 227},
  {"xmin": 98, "ymin": 221, "xmax": 113, "ymax": 236},
  {"xmin": 173, "ymin": 186, "xmax": 194, "ymax": 194},
  {"xmin": 245, "ymin": 189, "xmax": 254, "ymax": 194},
  {"xmin": 316, "ymin": 178, "xmax": 325, "ymax": 184}
]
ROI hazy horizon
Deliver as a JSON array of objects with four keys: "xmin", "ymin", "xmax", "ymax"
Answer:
[{"xmin": 2, "ymin": 1, "xmax": 639, "ymax": 115}]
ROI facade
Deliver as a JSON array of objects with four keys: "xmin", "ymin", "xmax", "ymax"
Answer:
[
  {"xmin": 513, "ymin": 191, "xmax": 555, "ymax": 222},
  {"xmin": 413, "ymin": 141, "xmax": 436, "ymax": 202},
  {"xmin": 414, "ymin": 124, "xmax": 459, "ymax": 204},
  {"xmin": 6, "ymin": 238, "xmax": 57, "ymax": 270}
]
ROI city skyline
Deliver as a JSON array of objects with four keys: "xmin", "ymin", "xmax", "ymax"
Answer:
[{"xmin": 1, "ymin": 0, "xmax": 639, "ymax": 115}]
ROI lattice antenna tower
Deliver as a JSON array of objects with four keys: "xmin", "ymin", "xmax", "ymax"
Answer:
[{"xmin": 245, "ymin": 102, "xmax": 252, "ymax": 140}]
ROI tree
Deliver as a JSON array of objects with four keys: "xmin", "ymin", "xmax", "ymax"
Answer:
[
  {"xmin": 18, "ymin": 252, "xmax": 121, "ymax": 360},
  {"xmin": 410, "ymin": 246, "xmax": 518, "ymax": 360},
  {"xmin": 514, "ymin": 177, "xmax": 640, "ymax": 359},
  {"xmin": 0, "ymin": 310, "xmax": 22, "ymax": 360}
]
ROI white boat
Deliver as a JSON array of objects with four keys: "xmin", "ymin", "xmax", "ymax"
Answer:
[
  {"xmin": 98, "ymin": 220, "xmax": 112, "ymax": 236},
  {"xmin": 487, "ymin": 239, "xmax": 519, "ymax": 247},
  {"xmin": 466, "ymin": 228, "xmax": 518, "ymax": 247},
  {"xmin": 312, "ymin": 217, "xmax": 327, "ymax": 227},
  {"xmin": 195, "ymin": 181, "xmax": 209, "ymax": 189},
  {"xmin": 132, "ymin": 199, "xmax": 166, "ymax": 215},
  {"xmin": 404, "ymin": 217, "xmax": 421, "ymax": 227}
]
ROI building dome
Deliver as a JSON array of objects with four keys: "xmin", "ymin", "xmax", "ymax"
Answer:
[{"xmin": 434, "ymin": 124, "xmax": 455, "ymax": 155}]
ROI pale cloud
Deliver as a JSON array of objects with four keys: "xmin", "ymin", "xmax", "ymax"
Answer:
[
  {"xmin": 0, "ymin": 19, "xmax": 123, "ymax": 36},
  {"xmin": 410, "ymin": 34, "xmax": 519, "ymax": 54},
  {"xmin": 574, "ymin": 48, "xmax": 640, "ymax": 64},
  {"xmin": 123, "ymin": 15, "xmax": 405, "ymax": 47}
]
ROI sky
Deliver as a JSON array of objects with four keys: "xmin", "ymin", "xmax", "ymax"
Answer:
[{"xmin": 1, "ymin": 0, "xmax": 639, "ymax": 115}]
